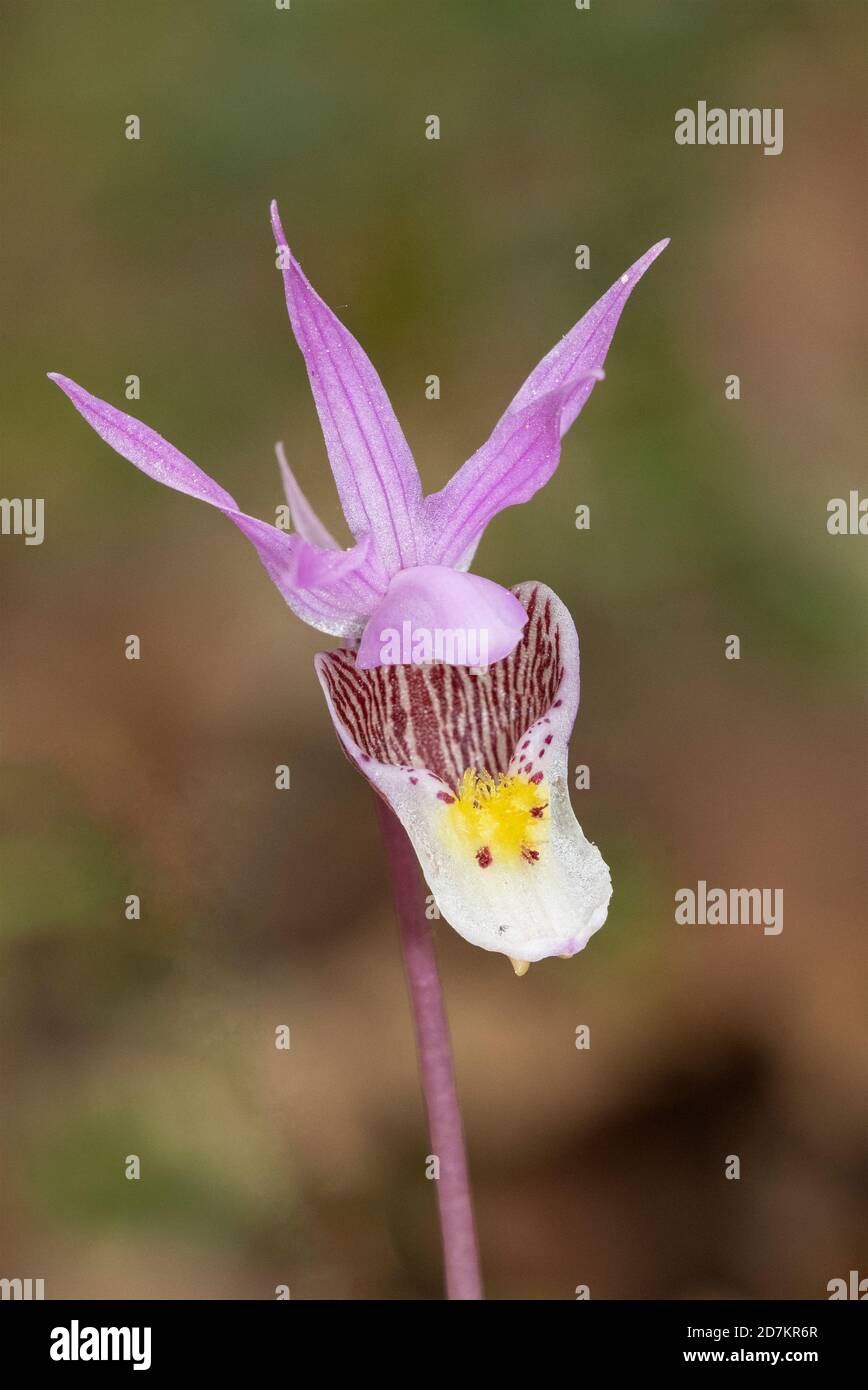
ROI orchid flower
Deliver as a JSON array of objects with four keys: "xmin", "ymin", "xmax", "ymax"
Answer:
[
  {"xmin": 49, "ymin": 203, "xmax": 666, "ymax": 1300},
  {"xmin": 49, "ymin": 203, "xmax": 666, "ymax": 977}
]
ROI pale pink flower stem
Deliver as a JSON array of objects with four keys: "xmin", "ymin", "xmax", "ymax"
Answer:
[{"xmin": 375, "ymin": 798, "xmax": 484, "ymax": 1300}]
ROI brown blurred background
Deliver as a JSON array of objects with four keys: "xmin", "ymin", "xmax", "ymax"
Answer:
[{"xmin": 1, "ymin": 0, "xmax": 866, "ymax": 1299}]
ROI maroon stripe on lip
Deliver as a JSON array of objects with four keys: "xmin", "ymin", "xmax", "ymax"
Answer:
[{"xmin": 319, "ymin": 584, "xmax": 564, "ymax": 786}]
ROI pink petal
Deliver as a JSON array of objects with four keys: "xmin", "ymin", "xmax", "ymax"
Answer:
[
  {"xmin": 355, "ymin": 565, "xmax": 528, "ymax": 670},
  {"xmin": 275, "ymin": 441, "xmax": 340, "ymax": 550},
  {"xmin": 455, "ymin": 533, "xmax": 483, "ymax": 572},
  {"xmin": 48, "ymin": 373, "xmax": 237, "ymax": 511},
  {"xmin": 316, "ymin": 582, "xmax": 611, "ymax": 961},
  {"xmin": 423, "ymin": 239, "xmax": 668, "ymax": 567},
  {"xmin": 48, "ymin": 373, "xmax": 384, "ymax": 637},
  {"xmin": 420, "ymin": 384, "xmax": 575, "ymax": 569},
  {"xmin": 505, "ymin": 238, "xmax": 669, "ymax": 432},
  {"xmin": 271, "ymin": 201, "xmax": 423, "ymax": 575}
]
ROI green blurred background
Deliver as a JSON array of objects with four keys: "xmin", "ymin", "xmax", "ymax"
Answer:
[{"xmin": 2, "ymin": 0, "xmax": 866, "ymax": 1298}]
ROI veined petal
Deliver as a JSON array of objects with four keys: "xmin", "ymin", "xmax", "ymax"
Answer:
[
  {"xmin": 271, "ymin": 201, "xmax": 423, "ymax": 575},
  {"xmin": 48, "ymin": 373, "xmax": 238, "ymax": 511},
  {"xmin": 355, "ymin": 565, "xmax": 528, "ymax": 670},
  {"xmin": 423, "ymin": 238, "xmax": 668, "ymax": 567},
  {"xmin": 316, "ymin": 582, "xmax": 612, "ymax": 962},
  {"xmin": 48, "ymin": 373, "xmax": 384, "ymax": 638},
  {"xmin": 504, "ymin": 238, "xmax": 669, "ymax": 431},
  {"xmin": 421, "ymin": 383, "xmax": 576, "ymax": 568},
  {"xmin": 275, "ymin": 441, "xmax": 340, "ymax": 550}
]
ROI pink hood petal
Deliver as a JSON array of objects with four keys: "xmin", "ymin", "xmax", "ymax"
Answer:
[
  {"xmin": 48, "ymin": 373, "xmax": 383, "ymax": 638},
  {"xmin": 271, "ymin": 201, "xmax": 423, "ymax": 576},
  {"xmin": 355, "ymin": 565, "xmax": 528, "ymax": 670}
]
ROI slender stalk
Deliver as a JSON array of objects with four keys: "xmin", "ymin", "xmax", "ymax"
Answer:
[{"xmin": 375, "ymin": 797, "xmax": 484, "ymax": 1300}]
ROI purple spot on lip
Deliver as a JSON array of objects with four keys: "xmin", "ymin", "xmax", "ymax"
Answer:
[
  {"xmin": 409, "ymin": 776, "xmax": 418, "ymax": 785},
  {"xmin": 529, "ymin": 771, "xmax": 544, "ymax": 785},
  {"xmin": 544, "ymin": 734, "xmax": 553, "ymax": 745},
  {"xmin": 437, "ymin": 791, "xmax": 455, "ymax": 804}
]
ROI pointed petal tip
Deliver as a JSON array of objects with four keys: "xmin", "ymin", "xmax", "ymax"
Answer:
[
  {"xmin": 634, "ymin": 237, "xmax": 670, "ymax": 273},
  {"xmin": 510, "ymin": 957, "xmax": 531, "ymax": 977},
  {"xmin": 49, "ymin": 371, "xmax": 96, "ymax": 403},
  {"xmin": 270, "ymin": 199, "xmax": 288, "ymax": 247},
  {"xmin": 274, "ymin": 438, "xmax": 291, "ymax": 484},
  {"xmin": 622, "ymin": 236, "xmax": 670, "ymax": 282},
  {"xmin": 47, "ymin": 372, "xmax": 81, "ymax": 401},
  {"xmin": 274, "ymin": 441, "xmax": 343, "ymax": 552}
]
